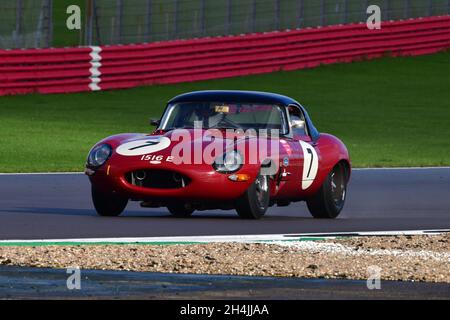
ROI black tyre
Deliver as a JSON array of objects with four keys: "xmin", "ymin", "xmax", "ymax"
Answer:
[
  {"xmin": 91, "ymin": 186, "xmax": 128, "ymax": 217},
  {"xmin": 167, "ymin": 203, "xmax": 195, "ymax": 218},
  {"xmin": 306, "ymin": 162, "xmax": 348, "ymax": 219},
  {"xmin": 235, "ymin": 173, "xmax": 270, "ymax": 219}
]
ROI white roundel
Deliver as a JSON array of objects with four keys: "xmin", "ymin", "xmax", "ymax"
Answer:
[
  {"xmin": 116, "ymin": 136, "xmax": 171, "ymax": 156},
  {"xmin": 299, "ymin": 140, "xmax": 319, "ymax": 190}
]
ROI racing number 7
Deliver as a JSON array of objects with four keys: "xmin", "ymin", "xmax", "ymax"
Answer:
[
  {"xmin": 299, "ymin": 140, "xmax": 319, "ymax": 190},
  {"xmin": 305, "ymin": 148, "xmax": 314, "ymax": 179}
]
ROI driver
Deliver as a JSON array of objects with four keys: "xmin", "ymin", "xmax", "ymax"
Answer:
[{"xmin": 192, "ymin": 104, "xmax": 226, "ymax": 128}]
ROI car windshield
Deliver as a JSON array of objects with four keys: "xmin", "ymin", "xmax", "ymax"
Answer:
[{"xmin": 159, "ymin": 102, "xmax": 288, "ymax": 133}]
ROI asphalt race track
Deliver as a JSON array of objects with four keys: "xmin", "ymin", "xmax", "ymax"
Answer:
[
  {"xmin": 0, "ymin": 168, "xmax": 449, "ymax": 240},
  {"xmin": 2, "ymin": 265, "xmax": 449, "ymax": 299}
]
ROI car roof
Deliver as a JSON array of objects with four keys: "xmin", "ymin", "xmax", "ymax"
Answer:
[
  {"xmin": 168, "ymin": 90, "xmax": 300, "ymax": 106},
  {"xmin": 166, "ymin": 90, "xmax": 320, "ymax": 141}
]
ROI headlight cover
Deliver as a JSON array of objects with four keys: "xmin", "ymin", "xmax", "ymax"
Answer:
[
  {"xmin": 87, "ymin": 144, "xmax": 112, "ymax": 167},
  {"xmin": 213, "ymin": 150, "xmax": 243, "ymax": 173}
]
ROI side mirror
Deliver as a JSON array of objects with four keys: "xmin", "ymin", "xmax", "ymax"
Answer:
[
  {"xmin": 150, "ymin": 118, "xmax": 160, "ymax": 126},
  {"xmin": 291, "ymin": 119, "xmax": 305, "ymax": 129}
]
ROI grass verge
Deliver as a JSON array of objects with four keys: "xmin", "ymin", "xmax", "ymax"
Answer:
[{"xmin": 0, "ymin": 51, "xmax": 449, "ymax": 172}]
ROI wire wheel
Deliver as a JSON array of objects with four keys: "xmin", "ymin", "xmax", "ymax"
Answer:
[
  {"xmin": 330, "ymin": 165, "xmax": 346, "ymax": 209},
  {"xmin": 307, "ymin": 162, "xmax": 348, "ymax": 219},
  {"xmin": 255, "ymin": 174, "xmax": 269, "ymax": 210},
  {"xmin": 235, "ymin": 172, "xmax": 270, "ymax": 219}
]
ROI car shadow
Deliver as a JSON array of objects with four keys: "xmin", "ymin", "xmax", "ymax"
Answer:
[
  {"xmin": 0, "ymin": 207, "xmax": 160, "ymax": 217},
  {"xmin": 0, "ymin": 207, "xmax": 312, "ymax": 221}
]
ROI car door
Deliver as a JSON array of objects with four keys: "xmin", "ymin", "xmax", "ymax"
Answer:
[{"xmin": 285, "ymin": 105, "xmax": 320, "ymax": 195}]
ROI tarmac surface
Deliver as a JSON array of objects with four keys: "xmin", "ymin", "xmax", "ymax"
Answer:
[
  {"xmin": 0, "ymin": 266, "xmax": 449, "ymax": 299},
  {"xmin": 0, "ymin": 168, "xmax": 449, "ymax": 240}
]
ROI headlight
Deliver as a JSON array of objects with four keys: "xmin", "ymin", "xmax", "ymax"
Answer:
[
  {"xmin": 213, "ymin": 150, "xmax": 243, "ymax": 173},
  {"xmin": 87, "ymin": 144, "xmax": 112, "ymax": 167}
]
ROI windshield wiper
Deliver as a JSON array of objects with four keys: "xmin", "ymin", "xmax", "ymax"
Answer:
[
  {"xmin": 162, "ymin": 125, "xmax": 195, "ymax": 131},
  {"xmin": 209, "ymin": 126, "xmax": 242, "ymax": 130}
]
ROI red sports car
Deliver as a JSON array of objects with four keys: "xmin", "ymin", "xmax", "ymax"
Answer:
[{"xmin": 85, "ymin": 90, "xmax": 350, "ymax": 219}]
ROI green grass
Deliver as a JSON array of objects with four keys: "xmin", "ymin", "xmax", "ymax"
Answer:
[{"xmin": 1, "ymin": 51, "xmax": 450, "ymax": 172}]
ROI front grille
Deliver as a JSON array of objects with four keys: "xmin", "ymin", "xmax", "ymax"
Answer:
[{"xmin": 125, "ymin": 170, "xmax": 190, "ymax": 189}]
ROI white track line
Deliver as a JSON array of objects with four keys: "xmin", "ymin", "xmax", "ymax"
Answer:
[
  {"xmin": 0, "ymin": 234, "xmax": 299, "ymax": 244},
  {"xmin": 273, "ymin": 241, "xmax": 450, "ymax": 262},
  {"xmin": 0, "ymin": 229, "xmax": 448, "ymax": 244},
  {"xmin": 286, "ymin": 229, "xmax": 450, "ymax": 236},
  {"xmin": 1, "ymin": 167, "xmax": 449, "ymax": 175}
]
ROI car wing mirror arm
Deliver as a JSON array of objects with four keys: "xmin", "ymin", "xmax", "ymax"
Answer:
[{"xmin": 150, "ymin": 118, "xmax": 161, "ymax": 126}]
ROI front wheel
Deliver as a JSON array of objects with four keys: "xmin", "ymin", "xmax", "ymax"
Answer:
[
  {"xmin": 92, "ymin": 187, "xmax": 128, "ymax": 217},
  {"xmin": 307, "ymin": 162, "xmax": 348, "ymax": 219},
  {"xmin": 235, "ymin": 173, "xmax": 270, "ymax": 219}
]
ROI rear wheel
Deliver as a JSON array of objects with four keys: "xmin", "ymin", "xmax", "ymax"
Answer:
[
  {"xmin": 235, "ymin": 173, "xmax": 269, "ymax": 219},
  {"xmin": 92, "ymin": 187, "xmax": 128, "ymax": 217},
  {"xmin": 167, "ymin": 203, "xmax": 195, "ymax": 218},
  {"xmin": 307, "ymin": 162, "xmax": 347, "ymax": 219}
]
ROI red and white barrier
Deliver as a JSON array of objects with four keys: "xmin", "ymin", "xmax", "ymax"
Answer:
[
  {"xmin": 1, "ymin": 16, "xmax": 449, "ymax": 96},
  {"xmin": 0, "ymin": 47, "xmax": 92, "ymax": 95},
  {"xmin": 88, "ymin": 46, "xmax": 102, "ymax": 91}
]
